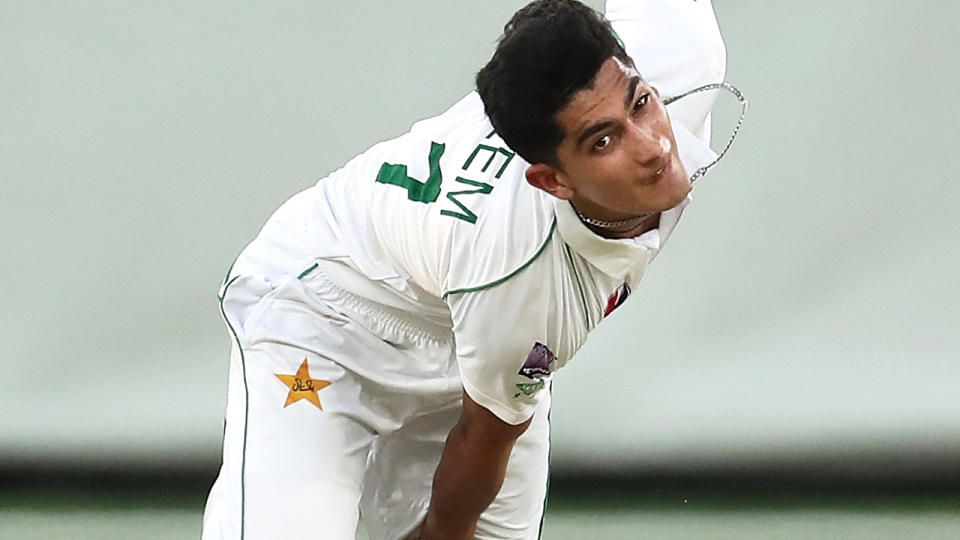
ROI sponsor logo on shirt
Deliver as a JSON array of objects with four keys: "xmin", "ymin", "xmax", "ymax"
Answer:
[
  {"xmin": 518, "ymin": 342, "xmax": 556, "ymax": 380},
  {"xmin": 515, "ymin": 342, "xmax": 556, "ymax": 398},
  {"xmin": 603, "ymin": 283, "xmax": 631, "ymax": 318}
]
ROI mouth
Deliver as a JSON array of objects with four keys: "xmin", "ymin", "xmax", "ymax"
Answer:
[
  {"xmin": 653, "ymin": 159, "xmax": 671, "ymax": 177},
  {"xmin": 640, "ymin": 157, "xmax": 671, "ymax": 185}
]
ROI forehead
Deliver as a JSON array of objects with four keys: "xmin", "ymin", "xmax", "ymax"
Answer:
[{"xmin": 555, "ymin": 57, "xmax": 640, "ymax": 137}]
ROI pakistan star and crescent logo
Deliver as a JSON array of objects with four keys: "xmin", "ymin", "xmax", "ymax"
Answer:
[{"xmin": 275, "ymin": 358, "xmax": 331, "ymax": 410}]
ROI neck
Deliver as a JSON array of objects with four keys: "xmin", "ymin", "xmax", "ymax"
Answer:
[{"xmin": 570, "ymin": 202, "xmax": 660, "ymax": 239}]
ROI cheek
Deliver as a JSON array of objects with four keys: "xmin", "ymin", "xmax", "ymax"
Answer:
[
  {"xmin": 582, "ymin": 155, "xmax": 634, "ymax": 197},
  {"xmin": 565, "ymin": 149, "xmax": 638, "ymax": 200},
  {"xmin": 649, "ymin": 106, "xmax": 674, "ymax": 139}
]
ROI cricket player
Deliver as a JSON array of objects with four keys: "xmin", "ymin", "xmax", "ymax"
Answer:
[{"xmin": 202, "ymin": 0, "xmax": 734, "ymax": 538}]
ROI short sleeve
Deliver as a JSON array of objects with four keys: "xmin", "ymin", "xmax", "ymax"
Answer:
[{"xmin": 445, "ymin": 255, "xmax": 561, "ymax": 425}]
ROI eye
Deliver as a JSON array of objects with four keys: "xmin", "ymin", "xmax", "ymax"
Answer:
[
  {"xmin": 593, "ymin": 134, "xmax": 612, "ymax": 151},
  {"xmin": 633, "ymin": 92, "xmax": 650, "ymax": 113}
]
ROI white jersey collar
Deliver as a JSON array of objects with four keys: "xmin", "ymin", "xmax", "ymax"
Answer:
[{"xmin": 554, "ymin": 193, "xmax": 690, "ymax": 281}]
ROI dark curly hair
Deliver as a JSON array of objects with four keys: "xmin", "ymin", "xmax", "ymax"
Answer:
[{"xmin": 476, "ymin": 0, "xmax": 632, "ymax": 165}]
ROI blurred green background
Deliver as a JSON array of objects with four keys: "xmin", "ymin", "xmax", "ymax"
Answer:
[{"xmin": 2, "ymin": 0, "xmax": 958, "ymax": 538}]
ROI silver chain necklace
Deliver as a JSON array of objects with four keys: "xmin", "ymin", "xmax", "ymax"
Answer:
[
  {"xmin": 664, "ymin": 81, "xmax": 749, "ymax": 184},
  {"xmin": 572, "ymin": 81, "xmax": 749, "ymax": 232},
  {"xmin": 572, "ymin": 206, "xmax": 656, "ymax": 232}
]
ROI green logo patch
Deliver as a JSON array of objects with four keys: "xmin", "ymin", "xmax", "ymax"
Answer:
[{"xmin": 515, "ymin": 379, "xmax": 546, "ymax": 397}]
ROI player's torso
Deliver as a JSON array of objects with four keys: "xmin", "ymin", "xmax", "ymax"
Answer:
[{"xmin": 229, "ymin": 91, "xmax": 685, "ymax": 378}]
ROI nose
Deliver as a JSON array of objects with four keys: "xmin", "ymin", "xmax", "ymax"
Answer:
[{"xmin": 626, "ymin": 121, "xmax": 670, "ymax": 169}]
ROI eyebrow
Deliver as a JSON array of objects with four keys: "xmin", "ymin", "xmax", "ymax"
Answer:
[
  {"xmin": 624, "ymin": 75, "xmax": 641, "ymax": 109},
  {"xmin": 576, "ymin": 120, "xmax": 616, "ymax": 148},
  {"xmin": 575, "ymin": 75, "xmax": 642, "ymax": 148}
]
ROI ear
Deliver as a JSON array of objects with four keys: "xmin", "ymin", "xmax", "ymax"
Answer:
[{"xmin": 525, "ymin": 163, "xmax": 575, "ymax": 200}]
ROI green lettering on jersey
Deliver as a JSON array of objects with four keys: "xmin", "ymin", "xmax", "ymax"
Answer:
[
  {"xmin": 375, "ymin": 139, "xmax": 512, "ymax": 224},
  {"xmin": 463, "ymin": 144, "xmax": 515, "ymax": 179},
  {"xmin": 440, "ymin": 176, "xmax": 493, "ymax": 224},
  {"xmin": 375, "ymin": 141, "xmax": 445, "ymax": 203}
]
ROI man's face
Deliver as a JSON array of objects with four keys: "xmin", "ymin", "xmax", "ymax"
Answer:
[{"xmin": 545, "ymin": 57, "xmax": 690, "ymax": 221}]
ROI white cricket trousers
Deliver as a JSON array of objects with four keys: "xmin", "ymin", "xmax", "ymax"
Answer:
[{"xmin": 201, "ymin": 274, "xmax": 551, "ymax": 540}]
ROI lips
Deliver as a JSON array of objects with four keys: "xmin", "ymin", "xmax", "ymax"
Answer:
[
  {"xmin": 638, "ymin": 157, "xmax": 671, "ymax": 185},
  {"xmin": 653, "ymin": 157, "xmax": 671, "ymax": 177}
]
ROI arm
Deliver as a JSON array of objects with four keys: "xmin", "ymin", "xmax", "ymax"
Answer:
[
  {"xmin": 606, "ymin": 0, "xmax": 727, "ymax": 141},
  {"xmin": 429, "ymin": 220, "xmax": 557, "ymax": 538},
  {"xmin": 418, "ymin": 391, "xmax": 532, "ymax": 540}
]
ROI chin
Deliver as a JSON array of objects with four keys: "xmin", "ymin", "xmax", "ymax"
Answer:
[
  {"xmin": 652, "ymin": 172, "xmax": 691, "ymax": 211},
  {"xmin": 666, "ymin": 163, "xmax": 692, "ymax": 202},
  {"xmin": 658, "ymin": 192, "xmax": 688, "ymax": 212}
]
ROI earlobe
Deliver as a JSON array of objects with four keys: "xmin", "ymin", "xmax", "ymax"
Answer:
[{"xmin": 525, "ymin": 164, "xmax": 574, "ymax": 200}]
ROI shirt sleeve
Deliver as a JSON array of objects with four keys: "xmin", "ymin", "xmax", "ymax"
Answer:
[
  {"xmin": 606, "ymin": 0, "xmax": 727, "ymax": 142},
  {"xmin": 445, "ymin": 253, "xmax": 562, "ymax": 425}
]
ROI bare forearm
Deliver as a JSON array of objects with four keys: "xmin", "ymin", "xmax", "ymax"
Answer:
[
  {"xmin": 419, "ymin": 421, "xmax": 515, "ymax": 540},
  {"xmin": 414, "ymin": 390, "xmax": 532, "ymax": 540},
  {"xmin": 420, "ymin": 423, "xmax": 509, "ymax": 539}
]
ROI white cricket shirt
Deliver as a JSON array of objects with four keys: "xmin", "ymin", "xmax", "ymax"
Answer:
[{"xmin": 228, "ymin": 0, "xmax": 727, "ymax": 425}]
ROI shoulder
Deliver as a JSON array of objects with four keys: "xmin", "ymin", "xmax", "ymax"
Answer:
[
  {"xmin": 330, "ymin": 92, "xmax": 556, "ymax": 298},
  {"xmin": 436, "ymin": 130, "xmax": 556, "ymax": 297},
  {"xmin": 377, "ymin": 92, "xmax": 559, "ymax": 297}
]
